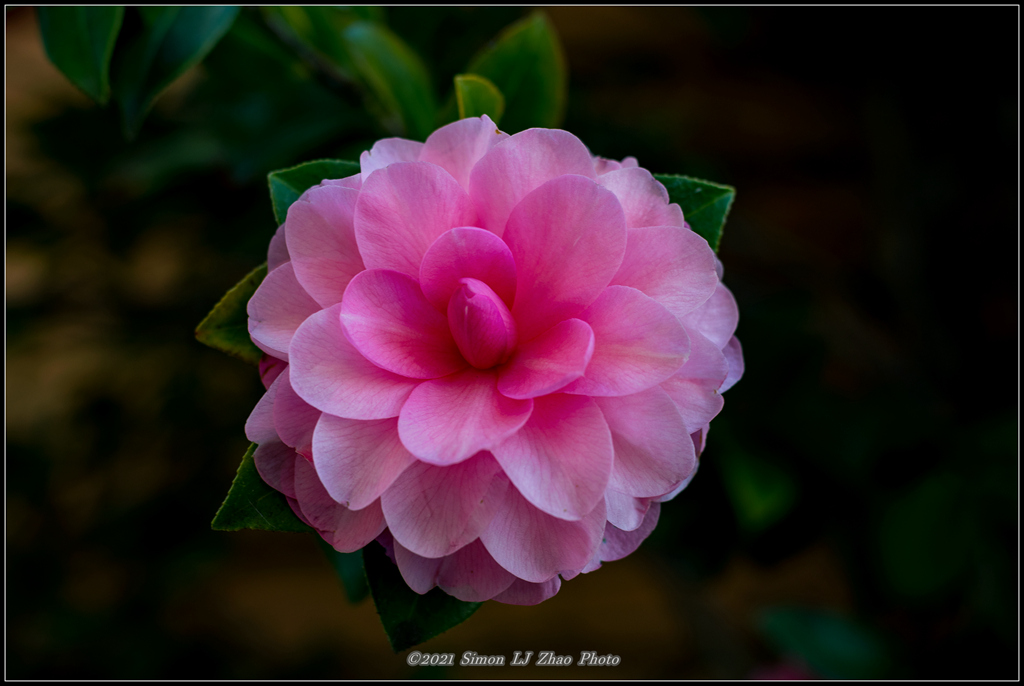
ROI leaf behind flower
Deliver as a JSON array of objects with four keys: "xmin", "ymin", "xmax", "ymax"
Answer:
[
  {"xmin": 454, "ymin": 74, "xmax": 505, "ymax": 125},
  {"xmin": 211, "ymin": 443, "xmax": 313, "ymax": 533},
  {"xmin": 268, "ymin": 159, "xmax": 360, "ymax": 225},
  {"xmin": 654, "ymin": 174, "xmax": 736, "ymax": 253},
  {"xmin": 195, "ymin": 262, "xmax": 267, "ymax": 366}
]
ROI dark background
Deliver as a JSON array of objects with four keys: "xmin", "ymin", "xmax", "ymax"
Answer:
[{"xmin": 7, "ymin": 6, "xmax": 1017, "ymax": 679}]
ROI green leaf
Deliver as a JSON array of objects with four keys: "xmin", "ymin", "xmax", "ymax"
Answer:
[
  {"xmin": 759, "ymin": 607, "xmax": 891, "ymax": 680},
  {"xmin": 316, "ymin": 538, "xmax": 369, "ymax": 604},
  {"xmin": 211, "ymin": 443, "xmax": 313, "ymax": 533},
  {"xmin": 195, "ymin": 263, "xmax": 267, "ymax": 366},
  {"xmin": 112, "ymin": 6, "xmax": 240, "ymax": 137},
  {"xmin": 653, "ymin": 174, "xmax": 736, "ymax": 253},
  {"xmin": 454, "ymin": 74, "xmax": 505, "ymax": 125},
  {"xmin": 718, "ymin": 447, "xmax": 797, "ymax": 533},
  {"xmin": 342, "ymin": 21, "xmax": 437, "ymax": 140},
  {"xmin": 37, "ymin": 6, "xmax": 124, "ymax": 105},
  {"xmin": 268, "ymin": 159, "xmax": 361, "ymax": 225},
  {"xmin": 464, "ymin": 11, "xmax": 566, "ymax": 133},
  {"xmin": 364, "ymin": 540, "xmax": 481, "ymax": 652}
]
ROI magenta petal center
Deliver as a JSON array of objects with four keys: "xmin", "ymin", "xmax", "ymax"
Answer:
[{"xmin": 447, "ymin": 277, "xmax": 518, "ymax": 369}]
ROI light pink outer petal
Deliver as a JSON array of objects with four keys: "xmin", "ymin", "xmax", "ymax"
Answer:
[
  {"xmin": 418, "ymin": 115, "xmax": 508, "ymax": 192},
  {"xmin": 600, "ymin": 502, "xmax": 660, "ymax": 562},
  {"xmin": 491, "ymin": 576, "xmax": 562, "ymax": 606},
  {"xmin": 245, "ymin": 370, "xmax": 282, "ymax": 445},
  {"xmin": 596, "ymin": 386, "xmax": 696, "ymax": 498},
  {"xmin": 293, "ymin": 457, "xmax": 386, "ymax": 552},
  {"xmin": 419, "ymin": 227, "xmax": 517, "ymax": 311},
  {"xmin": 285, "ymin": 183, "xmax": 365, "ymax": 308},
  {"xmin": 393, "ymin": 539, "xmax": 442, "ymax": 594},
  {"xmin": 359, "ymin": 137, "xmax": 424, "ymax": 182},
  {"xmin": 398, "ymin": 369, "xmax": 533, "ymax": 466},
  {"xmin": 492, "ymin": 393, "xmax": 613, "ymax": 521},
  {"xmin": 682, "ymin": 282, "xmax": 739, "ymax": 350},
  {"xmin": 267, "ymin": 224, "xmax": 289, "ymax": 271},
  {"xmin": 312, "ymin": 415, "xmax": 415, "ymax": 511},
  {"xmin": 437, "ymin": 539, "xmax": 517, "ymax": 602},
  {"xmin": 481, "ymin": 477, "xmax": 606, "ymax": 583},
  {"xmin": 247, "ymin": 262, "xmax": 320, "ymax": 361},
  {"xmin": 497, "ymin": 318, "xmax": 594, "ymax": 400},
  {"xmin": 381, "ymin": 451, "xmax": 504, "ymax": 558},
  {"xmin": 354, "ymin": 162, "xmax": 477, "ymax": 278},
  {"xmin": 654, "ymin": 462, "xmax": 699, "ymax": 503},
  {"xmin": 611, "ymin": 226, "xmax": 718, "ymax": 320},
  {"xmin": 597, "ymin": 167, "xmax": 685, "ymax": 229},
  {"xmin": 253, "ymin": 440, "xmax": 299, "ymax": 500},
  {"xmin": 562, "ymin": 285, "xmax": 689, "ymax": 397},
  {"xmin": 504, "ymin": 174, "xmax": 627, "ymax": 341},
  {"xmin": 721, "ymin": 336, "xmax": 744, "ymax": 392},
  {"xmin": 605, "ymin": 489, "xmax": 651, "ymax": 532},
  {"xmin": 660, "ymin": 328, "xmax": 728, "ymax": 433},
  {"xmin": 340, "ymin": 269, "xmax": 465, "ymax": 379},
  {"xmin": 289, "ymin": 304, "xmax": 418, "ymax": 420},
  {"xmin": 469, "ymin": 128, "xmax": 598, "ymax": 236},
  {"xmin": 322, "ymin": 172, "xmax": 362, "ymax": 191},
  {"xmin": 273, "ymin": 369, "xmax": 321, "ymax": 458}
]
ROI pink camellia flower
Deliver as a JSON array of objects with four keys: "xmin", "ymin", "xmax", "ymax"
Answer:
[{"xmin": 245, "ymin": 115, "xmax": 743, "ymax": 605}]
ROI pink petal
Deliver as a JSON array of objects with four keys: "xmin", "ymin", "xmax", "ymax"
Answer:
[
  {"xmin": 419, "ymin": 227, "xmax": 517, "ymax": 311},
  {"xmin": 497, "ymin": 318, "xmax": 594, "ymax": 400},
  {"xmin": 340, "ymin": 269, "xmax": 465, "ymax": 379},
  {"xmin": 245, "ymin": 370, "xmax": 282, "ymax": 445},
  {"xmin": 359, "ymin": 137, "xmax": 424, "ymax": 182},
  {"xmin": 481, "ymin": 477, "xmax": 606, "ymax": 583},
  {"xmin": 596, "ymin": 386, "xmax": 696, "ymax": 498},
  {"xmin": 287, "ymin": 495, "xmax": 314, "ymax": 527},
  {"xmin": 562, "ymin": 286, "xmax": 689, "ymax": 397},
  {"xmin": 682, "ymin": 282, "xmax": 739, "ymax": 350},
  {"xmin": 258, "ymin": 354, "xmax": 287, "ymax": 390},
  {"xmin": 605, "ymin": 489, "xmax": 651, "ymax": 532},
  {"xmin": 253, "ymin": 439, "xmax": 299, "ymax": 499},
  {"xmin": 592, "ymin": 156, "xmax": 622, "ymax": 175},
  {"xmin": 398, "ymin": 368, "xmax": 533, "ymax": 466},
  {"xmin": 597, "ymin": 167, "xmax": 684, "ymax": 229},
  {"xmin": 312, "ymin": 415, "xmax": 415, "ymax": 511},
  {"xmin": 660, "ymin": 328, "xmax": 728, "ymax": 432},
  {"xmin": 437, "ymin": 539, "xmax": 517, "ymax": 602},
  {"xmin": 381, "ymin": 451, "xmax": 504, "ymax": 558},
  {"xmin": 354, "ymin": 162, "xmax": 477, "ymax": 278},
  {"xmin": 293, "ymin": 457, "xmax": 386, "ymax": 552},
  {"xmin": 448, "ymin": 278, "xmax": 517, "ymax": 369},
  {"xmin": 393, "ymin": 539, "xmax": 442, "ymax": 594},
  {"xmin": 492, "ymin": 393, "xmax": 613, "ymax": 521},
  {"xmin": 492, "ymin": 576, "xmax": 562, "ymax": 606},
  {"xmin": 418, "ymin": 115, "xmax": 508, "ymax": 192},
  {"xmin": 284, "ymin": 183, "xmax": 365, "ymax": 308},
  {"xmin": 469, "ymin": 128, "xmax": 598, "ymax": 236},
  {"xmin": 654, "ymin": 462, "xmax": 699, "ymax": 503},
  {"xmin": 289, "ymin": 304, "xmax": 418, "ymax": 420},
  {"xmin": 610, "ymin": 226, "xmax": 718, "ymax": 320},
  {"xmin": 272, "ymin": 367, "xmax": 320, "ymax": 457},
  {"xmin": 247, "ymin": 262, "xmax": 320, "ymax": 360},
  {"xmin": 503, "ymin": 174, "xmax": 627, "ymax": 341},
  {"xmin": 600, "ymin": 502, "xmax": 660, "ymax": 562},
  {"xmin": 323, "ymin": 172, "xmax": 362, "ymax": 191},
  {"xmin": 267, "ymin": 224, "xmax": 289, "ymax": 271},
  {"xmin": 721, "ymin": 336, "xmax": 745, "ymax": 392}
]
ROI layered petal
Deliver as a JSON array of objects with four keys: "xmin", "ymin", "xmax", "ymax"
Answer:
[
  {"xmin": 481, "ymin": 477, "xmax": 606, "ymax": 583},
  {"xmin": 285, "ymin": 183, "xmax": 364, "ymax": 307},
  {"xmin": 504, "ymin": 174, "xmax": 627, "ymax": 341},
  {"xmin": 267, "ymin": 224, "xmax": 289, "ymax": 271},
  {"xmin": 611, "ymin": 226, "xmax": 718, "ymax": 319},
  {"xmin": 272, "ymin": 368, "xmax": 320, "ymax": 457},
  {"xmin": 312, "ymin": 415, "xmax": 414, "ymax": 510},
  {"xmin": 469, "ymin": 128, "xmax": 597, "ymax": 236},
  {"xmin": 293, "ymin": 458, "xmax": 386, "ymax": 552},
  {"xmin": 398, "ymin": 368, "xmax": 533, "ymax": 466},
  {"xmin": 600, "ymin": 502, "xmax": 661, "ymax": 562},
  {"xmin": 492, "ymin": 576, "xmax": 562, "ymax": 605},
  {"xmin": 359, "ymin": 137, "xmax": 423, "ymax": 182},
  {"xmin": 660, "ymin": 328, "xmax": 728, "ymax": 432},
  {"xmin": 340, "ymin": 269, "xmax": 465, "ymax": 379},
  {"xmin": 253, "ymin": 439, "xmax": 299, "ymax": 500},
  {"xmin": 682, "ymin": 282, "xmax": 739, "ymax": 350},
  {"xmin": 605, "ymin": 489, "xmax": 651, "ymax": 532},
  {"xmin": 419, "ymin": 226, "xmax": 517, "ymax": 311},
  {"xmin": 354, "ymin": 162, "xmax": 477, "ymax": 278},
  {"xmin": 596, "ymin": 386, "xmax": 695, "ymax": 498},
  {"xmin": 492, "ymin": 394, "xmax": 613, "ymax": 521},
  {"xmin": 289, "ymin": 304, "xmax": 418, "ymax": 420},
  {"xmin": 497, "ymin": 318, "xmax": 594, "ymax": 399},
  {"xmin": 381, "ymin": 451, "xmax": 504, "ymax": 558},
  {"xmin": 721, "ymin": 336, "xmax": 745, "ymax": 393},
  {"xmin": 247, "ymin": 262, "xmax": 320, "ymax": 360},
  {"xmin": 418, "ymin": 115, "xmax": 508, "ymax": 192},
  {"xmin": 258, "ymin": 354, "xmax": 286, "ymax": 390},
  {"xmin": 447, "ymin": 278, "xmax": 517, "ymax": 369},
  {"xmin": 393, "ymin": 539, "xmax": 442, "ymax": 594},
  {"xmin": 437, "ymin": 539, "xmax": 517, "ymax": 602},
  {"xmin": 245, "ymin": 370, "xmax": 282, "ymax": 445},
  {"xmin": 598, "ymin": 167, "xmax": 684, "ymax": 229},
  {"xmin": 563, "ymin": 286, "xmax": 689, "ymax": 397}
]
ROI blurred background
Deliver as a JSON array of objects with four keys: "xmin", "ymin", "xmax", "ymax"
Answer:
[{"xmin": 6, "ymin": 6, "xmax": 1017, "ymax": 679}]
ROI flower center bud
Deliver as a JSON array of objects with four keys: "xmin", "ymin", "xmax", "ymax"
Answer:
[{"xmin": 447, "ymin": 277, "xmax": 517, "ymax": 370}]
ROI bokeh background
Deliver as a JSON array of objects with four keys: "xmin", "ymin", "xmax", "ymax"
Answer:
[{"xmin": 6, "ymin": 6, "xmax": 1017, "ymax": 679}]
